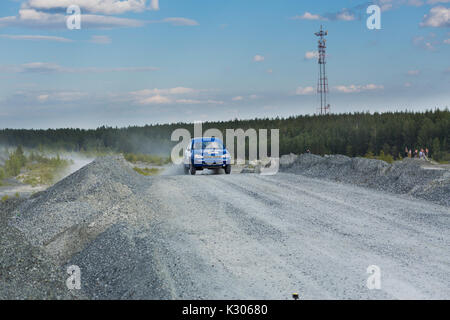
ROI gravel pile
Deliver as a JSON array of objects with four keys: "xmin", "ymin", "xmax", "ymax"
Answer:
[
  {"xmin": 280, "ymin": 153, "xmax": 450, "ymax": 206},
  {"xmin": 66, "ymin": 222, "xmax": 175, "ymax": 299},
  {"xmin": 4, "ymin": 155, "xmax": 167, "ymax": 299},
  {"xmin": 10, "ymin": 155, "xmax": 151, "ymax": 261},
  {"xmin": 2, "ymin": 154, "xmax": 449, "ymax": 299},
  {"xmin": 0, "ymin": 198, "xmax": 79, "ymax": 299}
]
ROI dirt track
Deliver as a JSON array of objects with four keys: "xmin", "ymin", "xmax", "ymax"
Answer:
[
  {"xmin": 2, "ymin": 157, "xmax": 449, "ymax": 299},
  {"xmin": 129, "ymin": 172, "xmax": 449, "ymax": 299}
]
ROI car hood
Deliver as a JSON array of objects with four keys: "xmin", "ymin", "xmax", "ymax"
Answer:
[{"xmin": 192, "ymin": 148, "xmax": 228, "ymax": 155}]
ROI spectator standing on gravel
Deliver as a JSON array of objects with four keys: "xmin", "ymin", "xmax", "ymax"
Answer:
[
  {"xmin": 405, "ymin": 147, "xmax": 409, "ymax": 158},
  {"xmin": 424, "ymin": 148, "xmax": 429, "ymax": 161},
  {"xmin": 419, "ymin": 149, "xmax": 424, "ymax": 159},
  {"xmin": 414, "ymin": 149, "xmax": 418, "ymax": 158},
  {"xmin": 409, "ymin": 149, "xmax": 412, "ymax": 158}
]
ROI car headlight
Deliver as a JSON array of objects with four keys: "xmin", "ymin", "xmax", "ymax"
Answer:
[{"xmin": 194, "ymin": 154, "xmax": 203, "ymax": 159}]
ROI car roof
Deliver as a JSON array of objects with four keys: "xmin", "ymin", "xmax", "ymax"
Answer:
[{"xmin": 191, "ymin": 137, "xmax": 223, "ymax": 143}]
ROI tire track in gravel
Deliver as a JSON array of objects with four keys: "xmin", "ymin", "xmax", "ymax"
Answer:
[
  {"xmin": 141, "ymin": 173, "xmax": 449, "ymax": 299},
  {"xmin": 220, "ymin": 173, "xmax": 450, "ymax": 299}
]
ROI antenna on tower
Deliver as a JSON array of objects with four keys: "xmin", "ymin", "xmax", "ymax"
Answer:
[{"xmin": 315, "ymin": 25, "xmax": 330, "ymax": 115}]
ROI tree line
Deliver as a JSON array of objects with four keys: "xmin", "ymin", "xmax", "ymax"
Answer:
[{"xmin": 0, "ymin": 109, "xmax": 448, "ymax": 162}]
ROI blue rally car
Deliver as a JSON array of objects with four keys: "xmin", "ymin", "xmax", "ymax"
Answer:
[{"xmin": 184, "ymin": 137, "xmax": 232, "ymax": 175}]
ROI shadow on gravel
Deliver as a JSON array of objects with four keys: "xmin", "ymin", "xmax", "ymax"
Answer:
[{"xmin": 67, "ymin": 223, "xmax": 173, "ymax": 299}]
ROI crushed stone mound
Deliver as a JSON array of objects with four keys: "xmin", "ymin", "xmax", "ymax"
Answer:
[
  {"xmin": 280, "ymin": 153, "xmax": 450, "ymax": 206},
  {"xmin": 0, "ymin": 198, "xmax": 79, "ymax": 300},
  {"xmin": 7, "ymin": 155, "xmax": 175, "ymax": 299},
  {"xmin": 10, "ymin": 155, "xmax": 151, "ymax": 261},
  {"xmin": 66, "ymin": 223, "xmax": 174, "ymax": 300}
]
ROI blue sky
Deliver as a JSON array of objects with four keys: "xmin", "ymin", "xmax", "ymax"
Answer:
[{"xmin": 0, "ymin": 0, "xmax": 449, "ymax": 129}]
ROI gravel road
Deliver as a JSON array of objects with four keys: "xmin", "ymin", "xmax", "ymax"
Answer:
[
  {"xmin": 2, "ymin": 157, "xmax": 449, "ymax": 300},
  {"xmin": 127, "ymin": 173, "xmax": 449, "ymax": 300}
]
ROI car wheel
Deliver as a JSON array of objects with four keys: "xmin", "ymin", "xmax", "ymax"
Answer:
[
  {"xmin": 225, "ymin": 164, "xmax": 231, "ymax": 175},
  {"xmin": 190, "ymin": 165, "xmax": 196, "ymax": 175}
]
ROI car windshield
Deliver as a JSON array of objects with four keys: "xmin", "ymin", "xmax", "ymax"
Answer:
[{"xmin": 193, "ymin": 140, "xmax": 223, "ymax": 150}]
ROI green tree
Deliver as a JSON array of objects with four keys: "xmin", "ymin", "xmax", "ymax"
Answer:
[
  {"xmin": 432, "ymin": 138, "xmax": 441, "ymax": 161},
  {"xmin": 4, "ymin": 146, "xmax": 27, "ymax": 177},
  {"xmin": 418, "ymin": 118, "xmax": 434, "ymax": 148},
  {"xmin": 0, "ymin": 167, "xmax": 5, "ymax": 183},
  {"xmin": 14, "ymin": 145, "xmax": 27, "ymax": 167},
  {"xmin": 382, "ymin": 143, "xmax": 391, "ymax": 156}
]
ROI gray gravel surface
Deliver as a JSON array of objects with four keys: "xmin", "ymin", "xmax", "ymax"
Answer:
[
  {"xmin": 0, "ymin": 198, "xmax": 80, "ymax": 300},
  {"xmin": 2, "ymin": 155, "xmax": 449, "ymax": 299},
  {"xmin": 10, "ymin": 156, "xmax": 151, "ymax": 261},
  {"xmin": 126, "ymin": 173, "xmax": 449, "ymax": 299},
  {"xmin": 280, "ymin": 153, "xmax": 450, "ymax": 206}
]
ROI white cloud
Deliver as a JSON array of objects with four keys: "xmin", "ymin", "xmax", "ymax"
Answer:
[
  {"xmin": 138, "ymin": 94, "xmax": 171, "ymax": 105},
  {"xmin": 412, "ymin": 35, "xmax": 438, "ymax": 50},
  {"xmin": 420, "ymin": 6, "xmax": 450, "ymax": 28},
  {"xmin": 334, "ymin": 84, "xmax": 384, "ymax": 93},
  {"xmin": 444, "ymin": 38, "xmax": 450, "ymax": 44},
  {"xmin": 373, "ymin": 0, "xmax": 445, "ymax": 11},
  {"xmin": 160, "ymin": 17, "xmax": 199, "ymax": 26},
  {"xmin": 0, "ymin": 8, "xmax": 147, "ymax": 29},
  {"xmin": 232, "ymin": 96, "xmax": 244, "ymax": 101},
  {"xmin": 89, "ymin": 35, "xmax": 111, "ymax": 44},
  {"xmin": 253, "ymin": 55, "xmax": 265, "ymax": 62},
  {"xmin": 292, "ymin": 12, "xmax": 324, "ymax": 20},
  {"xmin": 0, "ymin": 5, "xmax": 198, "ymax": 29},
  {"xmin": 295, "ymin": 86, "xmax": 315, "ymax": 95},
  {"xmin": 0, "ymin": 34, "xmax": 72, "ymax": 42},
  {"xmin": 380, "ymin": 3, "xmax": 393, "ymax": 11},
  {"xmin": 80, "ymin": 13, "xmax": 147, "ymax": 28},
  {"xmin": 131, "ymin": 87, "xmax": 196, "ymax": 96},
  {"xmin": 427, "ymin": 0, "xmax": 450, "ymax": 4},
  {"xmin": 408, "ymin": 0, "xmax": 425, "ymax": 6},
  {"xmin": 36, "ymin": 91, "xmax": 87, "ymax": 102},
  {"xmin": 136, "ymin": 96, "xmax": 225, "ymax": 106},
  {"xmin": 372, "ymin": 0, "xmax": 401, "ymax": 11},
  {"xmin": 335, "ymin": 10, "xmax": 356, "ymax": 21},
  {"xmin": 24, "ymin": 0, "xmax": 156, "ymax": 15},
  {"xmin": 266, "ymin": 69, "xmax": 273, "ymax": 74},
  {"xmin": 407, "ymin": 69, "xmax": 420, "ymax": 75},
  {"xmin": 37, "ymin": 94, "xmax": 49, "ymax": 102},
  {"xmin": 175, "ymin": 99, "xmax": 224, "ymax": 105},
  {"xmin": 324, "ymin": 8, "xmax": 357, "ymax": 21},
  {"xmin": 94, "ymin": 66, "xmax": 158, "ymax": 72},
  {"xmin": 293, "ymin": 8, "xmax": 356, "ymax": 22},
  {"xmin": 404, "ymin": 82, "xmax": 412, "ymax": 87},
  {"xmin": 150, "ymin": 0, "xmax": 160, "ymax": 10},
  {"xmin": 9, "ymin": 62, "xmax": 63, "ymax": 73},
  {"xmin": 0, "ymin": 62, "xmax": 158, "ymax": 73},
  {"xmin": 130, "ymin": 87, "xmax": 223, "ymax": 105},
  {"xmin": 304, "ymin": 51, "xmax": 319, "ymax": 60}
]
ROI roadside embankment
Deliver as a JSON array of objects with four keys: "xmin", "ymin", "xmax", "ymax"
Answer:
[{"xmin": 280, "ymin": 153, "xmax": 450, "ymax": 206}]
